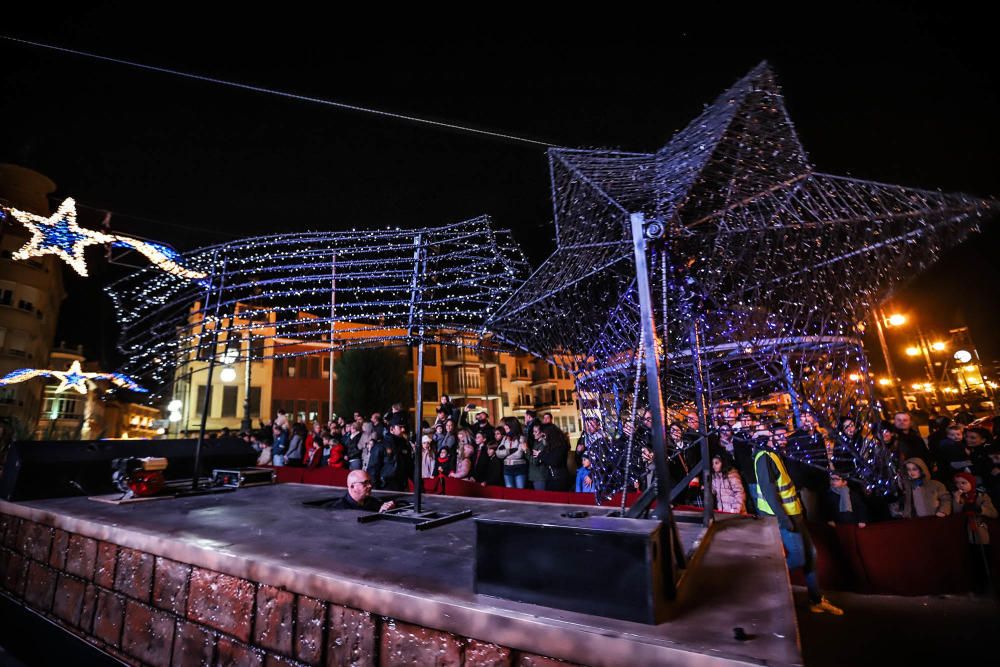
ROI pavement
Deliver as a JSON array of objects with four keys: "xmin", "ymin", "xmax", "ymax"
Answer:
[{"xmin": 795, "ymin": 587, "xmax": 1000, "ymax": 666}]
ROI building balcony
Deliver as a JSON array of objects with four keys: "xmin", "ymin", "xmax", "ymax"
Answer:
[
  {"xmin": 442, "ymin": 347, "xmax": 500, "ymax": 367},
  {"xmin": 530, "ymin": 376, "xmax": 557, "ymax": 388},
  {"xmin": 508, "ymin": 370, "xmax": 532, "ymax": 384},
  {"xmin": 442, "ymin": 347, "xmax": 480, "ymax": 366}
]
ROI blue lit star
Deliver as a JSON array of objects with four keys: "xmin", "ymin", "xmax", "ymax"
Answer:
[
  {"xmin": 0, "ymin": 360, "xmax": 147, "ymax": 394},
  {"xmin": 5, "ymin": 197, "xmax": 207, "ymax": 280},
  {"xmin": 51, "ymin": 360, "xmax": 92, "ymax": 394},
  {"xmin": 9, "ymin": 198, "xmax": 114, "ymax": 276}
]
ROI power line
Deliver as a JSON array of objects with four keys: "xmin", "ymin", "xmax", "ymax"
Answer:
[
  {"xmin": 1, "ymin": 35, "xmax": 556, "ymax": 148},
  {"xmin": 58, "ymin": 196, "xmax": 239, "ymax": 240}
]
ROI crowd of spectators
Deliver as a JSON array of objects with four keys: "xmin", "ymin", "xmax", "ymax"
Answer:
[
  {"xmin": 235, "ymin": 397, "xmax": 998, "ymax": 574},
  {"xmin": 240, "ymin": 395, "xmax": 578, "ymax": 493}
]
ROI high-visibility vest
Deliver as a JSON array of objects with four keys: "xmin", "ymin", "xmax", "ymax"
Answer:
[{"xmin": 754, "ymin": 449, "xmax": 803, "ymax": 517}]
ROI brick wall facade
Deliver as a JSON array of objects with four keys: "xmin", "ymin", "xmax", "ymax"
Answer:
[{"xmin": 0, "ymin": 511, "xmax": 580, "ymax": 667}]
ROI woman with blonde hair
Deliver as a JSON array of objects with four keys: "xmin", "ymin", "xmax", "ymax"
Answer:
[
  {"xmin": 357, "ymin": 421, "xmax": 377, "ymax": 472},
  {"xmin": 450, "ymin": 442, "xmax": 474, "ymax": 480}
]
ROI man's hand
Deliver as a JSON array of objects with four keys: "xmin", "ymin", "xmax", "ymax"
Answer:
[
  {"xmin": 584, "ymin": 475, "xmax": 592, "ymax": 486},
  {"xmin": 827, "ymin": 521, "xmax": 836, "ymax": 527},
  {"xmin": 379, "ymin": 501, "xmax": 396, "ymax": 513},
  {"xmin": 858, "ymin": 522, "xmax": 866, "ymax": 528}
]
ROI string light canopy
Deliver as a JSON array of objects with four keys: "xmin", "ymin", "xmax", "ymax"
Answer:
[
  {"xmin": 0, "ymin": 360, "xmax": 147, "ymax": 394},
  {"xmin": 106, "ymin": 217, "xmax": 529, "ymax": 394},
  {"xmin": 1, "ymin": 197, "xmax": 206, "ymax": 279},
  {"xmin": 488, "ymin": 61, "xmax": 998, "ymax": 496}
]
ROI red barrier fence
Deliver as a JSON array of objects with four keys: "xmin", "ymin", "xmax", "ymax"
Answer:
[{"xmin": 270, "ymin": 466, "xmax": 997, "ymax": 595}]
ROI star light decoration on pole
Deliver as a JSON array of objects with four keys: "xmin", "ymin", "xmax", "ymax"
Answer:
[
  {"xmin": 0, "ymin": 360, "xmax": 147, "ymax": 394},
  {"xmin": 488, "ymin": 61, "xmax": 998, "ymax": 497},
  {"xmin": 1, "ymin": 197, "xmax": 206, "ymax": 279}
]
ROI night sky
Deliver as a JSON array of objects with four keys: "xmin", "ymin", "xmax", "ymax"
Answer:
[{"xmin": 1, "ymin": 6, "xmax": 997, "ymax": 381}]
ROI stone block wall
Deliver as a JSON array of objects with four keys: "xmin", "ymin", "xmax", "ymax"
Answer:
[{"xmin": 0, "ymin": 511, "xmax": 580, "ymax": 667}]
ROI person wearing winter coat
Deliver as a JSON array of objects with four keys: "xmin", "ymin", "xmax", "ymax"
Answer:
[
  {"xmin": 528, "ymin": 424, "xmax": 549, "ymax": 491},
  {"xmin": 710, "ymin": 454, "xmax": 746, "ymax": 514},
  {"xmin": 271, "ymin": 424, "xmax": 289, "ymax": 466},
  {"xmin": 496, "ymin": 417, "xmax": 528, "ymax": 489},
  {"xmin": 953, "ymin": 470, "xmax": 998, "ymax": 594},
  {"xmin": 420, "ymin": 435, "xmax": 436, "ymax": 479},
  {"xmin": 952, "ymin": 472, "xmax": 998, "ymax": 545},
  {"xmin": 821, "ymin": 471, "xmax": 869, "ymax": 527},
  {"xmin": 285, "ymin": 423, "xmax": 306, "ymax": 466},
  {"xmin": 326, "ymin": 434, "xmax": 347, "ymax": 469},
  {"xmin": 575, "ymin": 453, "xmax": 595, "ymax": 493},
  {"xmin": 894, "ymin": 458, "xmax": 951, "ymax": 519},
  {"xmin": 256, "ymin": 441, "xmax": 273, "ymax": 466},
  {"xmin": 450, "ymin": 443, "xmax": 474, "ymax": 480}
]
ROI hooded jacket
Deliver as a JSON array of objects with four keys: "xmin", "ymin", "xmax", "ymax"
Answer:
[{"xmin": 897, "ymin": 458, "xmax": 951, "ymax": 518}]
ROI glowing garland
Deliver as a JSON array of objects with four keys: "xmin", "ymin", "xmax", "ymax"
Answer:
[
  {"xmin": 106, "ymin": 217, "xmax": 530, "ymax": 398},
  {"xmin": 0, "ymin": 360, "xmax": 147, "ymax": 394},
  {"xmin": 1, "ymin": 197, "xmax": 206, "ymax": 279}
]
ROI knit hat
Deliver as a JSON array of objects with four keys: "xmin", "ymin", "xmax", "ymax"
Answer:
[{"xmin": 953, "ymin": 471, "xmax": 977, "ymax": 491}]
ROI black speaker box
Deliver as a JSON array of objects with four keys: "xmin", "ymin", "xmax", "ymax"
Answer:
[
  {"xmin": 0, "ymin": 438, "xmax": 258, "ymax": 501},
  {"xmin": 474, "ymin": 509, "xmax": 670, "ymax": 624}
]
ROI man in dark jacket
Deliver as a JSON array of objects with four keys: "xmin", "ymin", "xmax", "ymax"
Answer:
[
  {"xmin": 461, "ymin": 407, "xmax": 493, "ymax": 440},
  {"xmin": 893, "ymin": 411, "xmax": 930, "ymax": 465},
  {"xmin": 821, "ymin": 472, "xmax": 868, "ymax": 527},
  {"xmin": 472, "ymin": 431, "xmax": 492, "ymax": 483},
  {"xmin": 380, "ymin": 423, "xmax": 412, "ymax": 491},
  {"xmin": 541, "ymin": 423, "xmax": 571, "ymax": 491},
  {"xmin": 325, "ymin": 470, "xmax": 395, "ymax": 512},
  {"xmin": 385, "ymin": 403, "xmax": 407, "ymax": 428}
]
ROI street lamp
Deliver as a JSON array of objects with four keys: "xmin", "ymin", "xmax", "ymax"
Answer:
[
  {"xmin": 931, "ymin": 341, "xmax": 947, "ymax": 352},
  {"xmin": 872, "ymin": 305, "xmax": 907, "ymax": 409},
  {"xmin": 220, "ymin": 366, "xmax": 237, "ymax": 383},
  {"xmin": 905, "ymin": 346, "xmax": 921, "ymax": 357}
]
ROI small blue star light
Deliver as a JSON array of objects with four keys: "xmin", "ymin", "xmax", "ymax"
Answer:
[{"xmin": 0, "ymin": 360, "xmax": 148, "ymax": 395}]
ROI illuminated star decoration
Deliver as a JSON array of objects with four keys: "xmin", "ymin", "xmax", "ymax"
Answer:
[
  {"xmin": 3, "ymin": 197, "xmax": 206, "ymax": 280},
  {"xmin": 0, "ymin": 360, "xmax": 148, "ymax": 395},
  {"xmin": 488, "ymin": 61, "xmax": 998, "ymax": 496}
]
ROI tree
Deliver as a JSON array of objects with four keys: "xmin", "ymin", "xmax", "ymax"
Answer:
[{"xmin": 333, "ymin": 348, "xmax": 411, "ymax": 418}]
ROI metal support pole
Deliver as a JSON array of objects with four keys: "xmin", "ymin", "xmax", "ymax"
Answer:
[
  {"xmin": 407, "ymin": 235, "xmax": 426, "ymax": 512},
  {"xmin": 630, "ymin": 214, "xmax": 675, "ymax": 521},
  {"xmin": 194, "ymin": 254, "xmax": 227, "ymax": 491},
  {"xmin": 414, "ymin": 341, "xmax": 425, "ymax": 511},
  {"xmin": 329, "ymin": 253, "xmax": 336, "ymax": 421},
  {"xmin": 688, "ymin": 319, "xmax": 712, "ymax": 524},
  {"xmin": 781, "ymin": 354, "xmax": 802, "ymax": 429},
  {"xmin": 873, "ymin": 305, "xmax": 906, "ymax": 411},
  {"xmin": 916, "ymin": 324, "xmax": 946, "ymax": 409},
  {"xmin": 241, "ymin": 332, "xmax": 252, "ymax": 433}
]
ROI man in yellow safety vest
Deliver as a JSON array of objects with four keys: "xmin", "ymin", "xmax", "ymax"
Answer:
[{"xmin": 755, "ymin": 423, "xmax": 844, "ymax": 615}]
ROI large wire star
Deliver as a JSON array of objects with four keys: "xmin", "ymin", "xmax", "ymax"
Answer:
[{"xmin": 487, "ymin": 61, "xmax": 998, "ymax": 495}]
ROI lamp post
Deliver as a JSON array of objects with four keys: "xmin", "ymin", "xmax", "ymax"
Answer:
[{"xmin": 872, "ymin": 305, "xmax": 906, "ymax": 410}]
